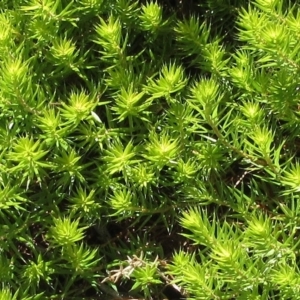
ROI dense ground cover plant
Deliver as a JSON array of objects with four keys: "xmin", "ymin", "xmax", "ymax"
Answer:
[{"xmin": 1, "ymin": 0, "xmax": 300, "ymax": 299}]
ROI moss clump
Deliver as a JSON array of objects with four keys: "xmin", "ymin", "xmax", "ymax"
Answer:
[{"xmin": 1, "ymin": 0, "xmax": 300, "ymax": 299}]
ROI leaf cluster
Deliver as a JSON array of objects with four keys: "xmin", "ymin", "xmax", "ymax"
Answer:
[{"xmin": 0, "ymin": 0, "xmax": 300, "ymax": 299}]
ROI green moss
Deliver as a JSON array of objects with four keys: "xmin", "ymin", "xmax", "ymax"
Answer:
[{"xmin": 0, "ymin": 0, "xmax": 300, "ymax": 299}]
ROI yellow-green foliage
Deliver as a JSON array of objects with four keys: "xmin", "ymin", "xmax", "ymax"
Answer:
[{"xmin": 0, "ymin": 0, "xmax": 300, "ymax": 299}]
